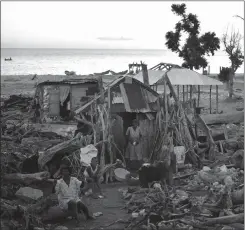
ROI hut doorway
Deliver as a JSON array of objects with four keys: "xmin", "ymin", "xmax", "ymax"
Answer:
[
  {"xmin": 118, "ymin": 112, "xmax": 137, "ymax": 135},
  {"xmin": 60, "ymin": 93, "xmax": 71, "ymax": 120}
]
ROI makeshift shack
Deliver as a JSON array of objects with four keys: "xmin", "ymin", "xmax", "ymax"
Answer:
[
  {"xmin": 134, "ymin": 64, "xmax": 223, "ymax": 114},
  {"xmin": 75, "ymin": 75, "xmax": 159, "ymax": 162},
  {"xmin": 33, "ymin": 76, "xmax": 100, "ymax": 123}
]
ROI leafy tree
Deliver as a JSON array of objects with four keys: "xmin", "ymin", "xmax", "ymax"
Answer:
[
  {"xmin": 222, "ymin": 27, "xmax": 244, "ymax": 98},
  {"xmin": 165, "ymin": 3, "xmax": 220, "ymax": 70}
]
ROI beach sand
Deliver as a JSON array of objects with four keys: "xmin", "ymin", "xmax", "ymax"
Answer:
[
  {"xmin": 1, "ymin": 74, "xmax": 115, "ymax": 98},
  {"xmin": 1, "ymin": 74, "xmax": 244, "ymax": 114}
]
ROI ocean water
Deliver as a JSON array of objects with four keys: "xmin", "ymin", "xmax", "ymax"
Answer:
[{"xmin": 1, "ymin": 48, "xmax": 244, "ymax": 76}]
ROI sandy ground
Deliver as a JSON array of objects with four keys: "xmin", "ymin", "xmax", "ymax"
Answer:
[
  {"xmin": 196, "ymin": 81, "xmax": 244, "ymax": 114},
  {"xmin": 1, "ymin": 74, "xmax": 114, "ymax": 98},
  {"xmin": 156, "ymin": 80, "xmax": 244, "ymax": 114}
]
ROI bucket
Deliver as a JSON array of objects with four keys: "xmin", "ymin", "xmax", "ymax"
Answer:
[{"xmin": 174, "ymin": 146, "xmax": 186, "ymax": 165}]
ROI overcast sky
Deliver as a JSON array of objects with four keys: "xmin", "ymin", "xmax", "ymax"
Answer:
[{"xmin": 1, "ymin": 1, "xmax": 244, "ymax": 49}]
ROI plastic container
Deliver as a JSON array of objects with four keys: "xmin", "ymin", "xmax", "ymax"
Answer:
[
  {"xmin": 114, "ymin": 168, "xmax": 130, "ymax": 182},
  {"xmin": 174, "ymin": 146, "xmax": 186, "ymax": 165}
]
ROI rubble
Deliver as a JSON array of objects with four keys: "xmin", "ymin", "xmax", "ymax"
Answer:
[
  {"xmin": 1, "ymin": 93, "xmax": 244, "ymax": 230},
  {"xmin": 119, "ymin": 162, "xmax": 244, "ymax": 230}
]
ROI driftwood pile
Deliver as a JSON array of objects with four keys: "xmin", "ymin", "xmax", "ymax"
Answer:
[
  {"xmin": 119, "ymin": 76, "xmax": 244, "ymax": 230},
  {"xmin": 0, "ymin": 95, "xmax": 62, "ymax": 229},
  {"xmin": 0, "ymin": 94, "xmax": 124, "ymax": 230},
  {"xmin": 120, "ymin": 163, "xmax": 244, "ymax": 230},
  {"xmin": 123, "ymin": 116, "xmax": 244, "ymax": 230},
  {"xmin": 0, "ymin": 95, "xmax": 90, "ymax": 230}
]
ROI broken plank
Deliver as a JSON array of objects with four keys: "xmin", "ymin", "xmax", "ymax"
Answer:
[{"xmin": 2, "ymin": 171, "xmax": 50, "ymax": 185}]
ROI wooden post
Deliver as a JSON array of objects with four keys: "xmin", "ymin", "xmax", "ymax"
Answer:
[
  {"xmin": 141, "ymin": 62, "xmax": 149, "ymax": 86},
  {"xmin": 108, "ymin": 87, "xmax": 111, "ymax": 118},
  {"xmin": 190, "ymin": 85, "xmax": 192, "ymax": 100},
  {"xmin": 190, "ymin": 85, "xmax": 193, "ymax": 110},
  {"xmin": 164, "ymin": 78, "xmax": 168, "ymax": 134},
  {"xmin": 186, "ymin": 85, "xmax": 189, "ymax": 100},
  {"xmin": 209, "ymin": 85, "xmax": 212, "ymax": 114},
  {"xmin": 108, "ymin": 86, "xmax": 113, "ymax": 180},
  {"xmin": 98, "ymin": 76, "xmax": 104, "ymax": 103},
  {"xmin": 91, "ymin": 94, "xmax": 96, "ymax": 145},
  {"xmin": 216, "ymin": 85, "xmax": 218, "ymax": 114},
  {"xmin": 198, "ymin": 85, "xmax": 200, "ymax": 106},
  {"xmin": 193, "ymin": 98, "xmax": 198, "ymax": 139},
  {"xmin": 183, "ymin": 85, "xmax": 185, "ymax": 102},
  {"xmin": 177, "ymin": 85, "xmax": 179, "ymax": 100}
]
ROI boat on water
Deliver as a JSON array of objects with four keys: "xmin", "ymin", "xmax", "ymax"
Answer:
[{"xmin": 5, "ymin": 57, "xmax": 12, "ymax": 61}]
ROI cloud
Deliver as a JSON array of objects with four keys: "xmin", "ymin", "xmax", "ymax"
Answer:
[
  {"xmin": 97, "ymin": 37, "xmax": 134, "ymax": 41},
  {"xmin": 1, "ymin": 1, "xmax": 244, "ymax": 49}
]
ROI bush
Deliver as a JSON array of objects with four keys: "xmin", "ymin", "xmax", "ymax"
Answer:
[{"xmin": 218, "ymin": 67, "xmax": 231, "ymax": 82}]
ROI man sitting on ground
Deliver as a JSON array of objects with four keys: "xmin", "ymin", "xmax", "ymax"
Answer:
[{"xmin": 55, "ymin": 163, "xmax": 94, "ymax": 223}]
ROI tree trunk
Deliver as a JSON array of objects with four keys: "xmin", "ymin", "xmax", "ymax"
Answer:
[
  {"xmin": 38, "ymin": 134, "xmax": 88, "ymax": 169},
  {"xmin": 229, "ymin": 69, "xmax": 234, "ymax": 98},
  {"xmin": 204, "ymin": 213, "xmax": 244, "ymax": 225}
]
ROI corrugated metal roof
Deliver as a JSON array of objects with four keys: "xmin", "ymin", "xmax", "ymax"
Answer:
[
  {"xmin": 166, "ymin": 68, "xmax": 223, "ymax": 86},
  {"xmin": 36, "ymin": 75, "xmax": 99, "ymax": 86},
  {"xmin": 134, "ymin": 68, "xmax": 223, "ymax": 86},
  {"xmin": 75, "ymin": 75, "xmax": 159, "ymax": 114},
  {"xmin": 134, "ymin": 70, "xmax": 166, "ymax": 86}
]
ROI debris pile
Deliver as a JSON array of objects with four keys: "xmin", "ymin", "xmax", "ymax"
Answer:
[
  {"xmin": 0, "ymin": 95, "xmax": 89, "ymax": 230},
  {"xmin": 0, "ymin": 94, "xmax": 121, "ymax": 230},
  {"xmin": 1, "ymin": 91, "xmax": 244, "ymax": 230},
  {"xmin": 120, "ymin": 163, "xmax": 244, "ymax": 230}
]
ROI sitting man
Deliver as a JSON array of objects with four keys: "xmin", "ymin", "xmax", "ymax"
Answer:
[
  {"xmin": 55, "ymin": 163, "xmax": 95, "ymax": 223},
  {"xmin": 83, "ymin": 157, "xmax": 103, "ymax": 198}
]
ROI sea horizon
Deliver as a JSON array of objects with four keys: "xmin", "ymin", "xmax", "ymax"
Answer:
[
  {"xmin": 1, "ymin": 48, "xmax": 244, "ymax": 76},
  {"xmin": 1, "ymin": 47, "xmax": 168, "ymax": 51}
]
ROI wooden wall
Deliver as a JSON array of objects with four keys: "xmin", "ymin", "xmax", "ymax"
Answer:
[
  {"xmin": 38, "ymin": 83, "xmax": 99, "ymax": 119},
  {"xmin": 111, "ymin": 114, "xmax": 125, "ymax": 160},
  {"xmin": 138, "ymin": 115, "xmax": 156, "ymax": 160}
]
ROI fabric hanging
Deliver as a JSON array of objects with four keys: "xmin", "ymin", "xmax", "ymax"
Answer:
[{"xmin": 59, "ymin": 85, "xmax": 70, "ymax": 105}]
